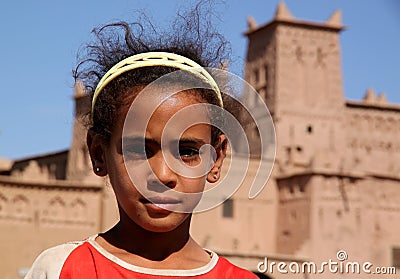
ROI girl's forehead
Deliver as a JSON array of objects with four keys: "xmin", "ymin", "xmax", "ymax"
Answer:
[
  {"xmin": 122, "ymin": 91, "xmax": 211, "ymax": 136},
  {"xmin": 127, "ymin": 90, "xmax": 205, "ymax": 115}
]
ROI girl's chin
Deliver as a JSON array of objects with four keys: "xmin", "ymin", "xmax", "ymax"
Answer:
[{"xmin": 137, "ymin": 213, "xmax": 190, "ymax": 233}]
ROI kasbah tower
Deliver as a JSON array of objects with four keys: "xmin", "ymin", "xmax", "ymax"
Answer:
[
  {"xmin": 0, "ymin": 2, "xmax": 399, "ymax": 279},
  {"xmin": 194, "ymin": 2, "xmax": 400, "ymax": 278},
  {"xmin": 241, "ymin": 2, "xmax": 400, "ymax": 278}
]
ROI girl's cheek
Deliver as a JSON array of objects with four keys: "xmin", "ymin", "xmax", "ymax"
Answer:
[{"xmin": 123, "ymin": 161, "xmax": 152, "ymax": 187}]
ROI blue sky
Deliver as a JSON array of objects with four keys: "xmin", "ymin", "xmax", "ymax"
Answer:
[{"xmin": 0, "ymin": 0, "xmax": 399, "ymax": 159}]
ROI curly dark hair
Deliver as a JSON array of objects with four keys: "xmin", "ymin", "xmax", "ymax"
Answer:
[{"xmin": 73, "ymin": 1, "xmax": 231, "ymax": 145}]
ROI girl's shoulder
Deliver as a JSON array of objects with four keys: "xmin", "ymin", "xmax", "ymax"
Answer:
[{"xmin": 24, "ymin": 237, "xmax": 92, "ymax": 279}]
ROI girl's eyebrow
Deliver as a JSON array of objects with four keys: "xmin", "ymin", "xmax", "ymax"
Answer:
[
  {"xmin": 123, "ymin": 136, "xmax": 158, "ymax": 145},
  {"xmin": 123, "ymin": 136, "xmax": 206, "ymax": 146},
  {"xmin": 175, "ymin": 138, "xmax": 207, "ymax": 146}
]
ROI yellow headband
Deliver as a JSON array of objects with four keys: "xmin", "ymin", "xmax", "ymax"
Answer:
[{"xmin": 92, "ymin": 52, "xmax": 223, "ymax": 115}]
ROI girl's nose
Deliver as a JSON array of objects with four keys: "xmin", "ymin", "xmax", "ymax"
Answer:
[{"xmin": 147, "ymin": 153, "xmax": 177, "ymax": 190}]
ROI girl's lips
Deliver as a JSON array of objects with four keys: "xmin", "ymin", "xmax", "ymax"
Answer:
[{"xmin": 140, "ymin": 196, "xmax": 181, "ymax": 213}]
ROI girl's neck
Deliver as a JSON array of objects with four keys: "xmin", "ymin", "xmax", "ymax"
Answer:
[{"xmin": 100, "ymin": 211, "xmax": 195, "ymax": 261}]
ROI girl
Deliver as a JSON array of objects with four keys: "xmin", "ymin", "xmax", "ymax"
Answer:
[{"xmin": 25, "ymin": 4, "xmax": 258, "ymax": 279}]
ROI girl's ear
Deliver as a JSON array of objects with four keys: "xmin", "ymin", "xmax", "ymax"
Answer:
[
  {"xmin": 207, "ymin": 135, "xmax": 228, "ymax": 183},
  {"xmin": 87, "ymin": 129, "xmax": 108, "ymax": 176}
]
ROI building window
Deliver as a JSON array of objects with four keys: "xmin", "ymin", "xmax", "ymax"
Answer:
[
  {"xmin": 264, "ymin": 65, "xmax": 268, "ymax": 83},
  {"xmin": 253, "ymin": 68, "xmax": 260, "ymax": 84},
  {"xmin": 222, "ymin": 198, "xmax": 234, "ymax": 218},
  {"xmin": 392, "ymin": 247, "xmax": 400, "ymax": 269}
]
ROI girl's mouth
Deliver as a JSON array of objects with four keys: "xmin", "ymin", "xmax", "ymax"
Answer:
[{"xmin": 140, "ymin": 196, "xmax": 182, "ymax": 213}]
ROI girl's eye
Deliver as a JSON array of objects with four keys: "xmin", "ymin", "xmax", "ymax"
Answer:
[{"xmin": 178, "ymin": 147, "xmax": 200, "ymax": 161}]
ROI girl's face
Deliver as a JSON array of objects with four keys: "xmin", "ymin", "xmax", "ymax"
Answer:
[{"xmin": 97, "ymin": 91, "xmax": 225, "ymax": 233}]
